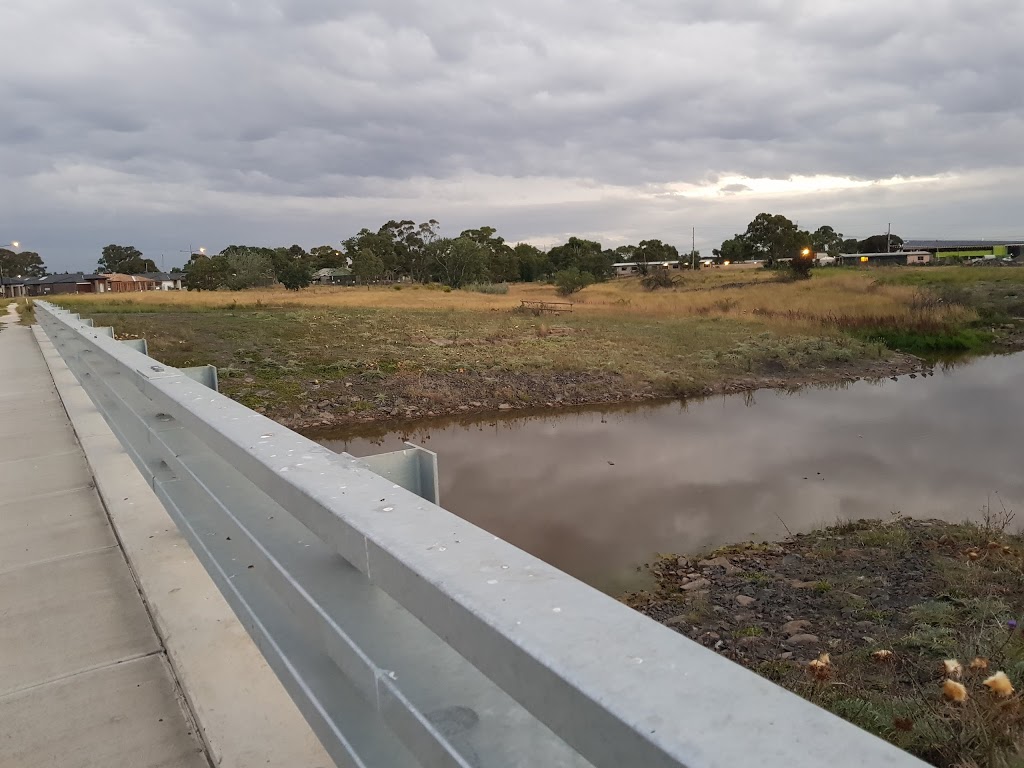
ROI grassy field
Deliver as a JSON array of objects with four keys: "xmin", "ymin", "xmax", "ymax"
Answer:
[
  {"xmin": 627, "ymin": 513, "xmax": 1024, "ymax": 767},
  {"xmin": 45, "ymin": 266, "xmax": 1017, "ymax": 430}
]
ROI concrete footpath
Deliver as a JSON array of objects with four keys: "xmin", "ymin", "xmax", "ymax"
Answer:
[
  {"xmin": 0, "ymin": 305, "xmax": 209, "ymax": 767},
  {"xmin": 8, "ymin": 304, "xmax": 332, "ymax": 768}
]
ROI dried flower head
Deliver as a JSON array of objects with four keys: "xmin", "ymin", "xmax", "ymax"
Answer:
[
  {"xmin": 943, "ymin": 659, "xmax": 963, "ymax": 678},
  {"xmin": 984, "ymin": 671, "xmax": 1015, "ymax": 698},
  {"xmin": 872, "ymin": 650, "xmax": 894, "ymax": 662},
  {"xmin": 808, "ymin": 653, "xmax": 832, "ymax": 680},
  {"xmin": 969, "ymin": 657, "xmax": 989, "ymax": 673},
  {"xmin": 943, "ymin": 679, "xmax": 969, "ymax": 703}
]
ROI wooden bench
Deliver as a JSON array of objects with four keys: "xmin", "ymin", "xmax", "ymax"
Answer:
[{"xmin": 520, "ymin": 300, "xmax": 573, "ymax": 316}]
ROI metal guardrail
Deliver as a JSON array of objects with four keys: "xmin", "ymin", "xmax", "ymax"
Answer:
[{"xmin": 36, "ymin": 301, "xmax": 922, "ymax": 768}]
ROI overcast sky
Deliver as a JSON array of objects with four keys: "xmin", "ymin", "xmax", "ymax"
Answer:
[{"xmin": 2, "ymin": 0, "xmax": 1023, "ymax": 272}]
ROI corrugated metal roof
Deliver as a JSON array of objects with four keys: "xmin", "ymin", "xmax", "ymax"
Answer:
[{"xmin": 904, "ymin": 239, "xmax": 1024, "ymax": 248}]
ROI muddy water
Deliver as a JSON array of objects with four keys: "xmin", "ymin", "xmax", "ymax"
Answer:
[{"xmin": 316, "ymin": 354, "xmax": 1024, "ymax": 593}]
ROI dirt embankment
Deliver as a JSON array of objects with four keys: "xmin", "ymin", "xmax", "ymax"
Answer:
[
  {"xmin": 623, "ymin": 517, "xmax": 1024, "ymax": 767},
  {"xmin": 261, "ymin": 351, "xmax": 930, "ymax": 434}
]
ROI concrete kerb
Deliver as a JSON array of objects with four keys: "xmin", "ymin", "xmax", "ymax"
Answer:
[{"xmin": 32, "ymin": 326, "xmax": 333, "ymax": 768}]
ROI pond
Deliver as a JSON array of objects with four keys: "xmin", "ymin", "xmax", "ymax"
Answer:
[{"xmin": 315, "ymin": 354, "xmax": 1024, "ymax": 593}]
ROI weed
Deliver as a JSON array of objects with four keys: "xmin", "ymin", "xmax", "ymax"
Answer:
[
  {"xmin": 855, "ymin": 524, "xmax": 912, "ymax": 552},
  {"xmin": 908, "ymin": 601, "xmax": 957, "ymax": 627},
  {"xmin": 736, "ymin": 625, "xmax": 765, "ymax": 638},
  {"xmin": 813, "ymin": 580, "xmax": 833, "ymax": 593},
  {"xmin": 463, "ymin": 282, "xmax": 510, "ymax": 295},
  {"xmin": 743, "ymin": 572, "xmax": 775, "ymax": 586}
]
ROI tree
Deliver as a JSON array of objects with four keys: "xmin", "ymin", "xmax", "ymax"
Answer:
[
  {"xmin": 277, "ymin": 260, "xmax": 313, "ymax": 290},
  {"xmin": 741, "ymin": 214, "xmax": 811, "ymax": 266},
  {"xmin": 634, "ymin": 239, "xmax": 680, "ymax": 275},
  {"xmin": 0, "ymin": 248, "xmax": 46, "ymax": 278},
  {"xmin": 811, "ymin": 226, "xmax": 845, "ymax": 258},
  {"xmin": 713, "ymin": 236, "xmax": 751, "ymax": 263},
  {"xmin": 514, "ymin": 244, "xmax": 550, "ymax": 282},
  {"xmin": 184, "ymin": 255, "xmax": 229, "ymax": 291},
  {"xmin": 98, "ymin": 244, "xmax": 157, "ymax": 274},
  {"xmin": 547, "ymin": 238, "xmax": 612, "ymax": 281},
  {"xmin": 858, "ymin": 234, "xmax": 904, "ymax": 253},
  {"xmin": 460, "ymin": 226, "xmax": 518, "ymax": 282},
  {"xmin": 309, "ymin": 245, "xmax": 347, "ymax": 270},
  {"xmin": 224, "ymin": 252, "xmax": 275, "ymax": 290},
  {"xmin": 344, "ymin": 228, "xmax": 401, "ymax": 281},
  {"xmin": 429, "ymin": 237, "xmax": 488, "ymax": 288},
  {"xmin": 350, "ymin": 250, "xmax": 386, "ymax": 286},
  {"xmin": 553, "ymin": 267, "xmax": 594, "ymax": 296},
  {"xmin": 841, "ymin": 238, "xmax": 860, "ymax": 254}
]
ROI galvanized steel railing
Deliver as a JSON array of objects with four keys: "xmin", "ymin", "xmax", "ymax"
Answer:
[{"xmin": 35, "ymin": 301, "xmax": 922, "ymax": 768}]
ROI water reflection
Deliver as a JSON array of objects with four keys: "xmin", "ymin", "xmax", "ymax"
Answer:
[{"xmin": 316, "ymin": 355, "xmax": 1024, "ymax": 594}]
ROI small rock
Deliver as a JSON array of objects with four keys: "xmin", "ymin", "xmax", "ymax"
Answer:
[
  {"xmin": 498, "ymin": 403, "xmax": 513, "ymax": 410},
  {"xmin": 699, "ymin": 556, "xmax": 742, "ymax": 575},
  {"xmin": 737, "ymin": 636, "xmax": 761, "ymax": 648},
  {"xmin": 781, "ymin": 619, "xmax": 811, "ymax": 636},
  {"xmin": 703, "ymin": 631, "xmax": 721, "ymax": 641},
  {"xmin": 470, "ymin": 401, "xmax": 483, "ymax": 407},
  {"xmin": 676, "ymin": 557, "xmax": 690, "ymax": 568},
  {"xmin": 735, "ymin": 595, "xmax": 757, "ymax": 608},
  {"xmin": 789, "ymin": 580, "xmax": 818, "ymax": 589},
  {"xmin": 854, "ymin": 620, "xmax": 877, "ymax": 630},
  {"xmin": 682, "ymin": 579, "xmax": 711, "ymax": 591},
  {"xmin": 714, "ymin": 640, "xmax": 725, "ymax": 651},
  {"xmin": 782, "ymin": 555, "xmax": 803, "ymax": 567},
  {"xmin": 712, "ymin": 606, "xmax": 728, "ymax": 615},
  {"xmin": 778, "ymin": 652, "xmax": 794, "ymax": 660},
  {"xmin": 786, "ymin": 634, "xmax": 820, "ymax": 646},
  {"xmin": 663, "ymin": 615, "xmax": 688, "ymax": 627}
]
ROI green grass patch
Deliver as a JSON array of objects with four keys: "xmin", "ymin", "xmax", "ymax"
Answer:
[{"xmin": 851, "ymin": 327, "xmax": 994, "ymax": 355}]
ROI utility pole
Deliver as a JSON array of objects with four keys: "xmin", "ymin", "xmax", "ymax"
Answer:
[
  {"xmin": 886, "ymin": 223, "xmax": 891, "ymax": 253},
  {"xmin": 691, "ymin": 227, "xmax": 696, "ymax": 270}
]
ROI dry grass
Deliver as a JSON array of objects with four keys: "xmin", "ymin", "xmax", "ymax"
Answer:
[
  {"xmin": 56, "ymin": 269, "xmax": 974, "ymax": 332},
  {"xmin": 50, "ymin": 267, "xmax": 989, "ymax": 426}
]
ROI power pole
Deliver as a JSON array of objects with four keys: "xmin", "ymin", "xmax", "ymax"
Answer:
[
  {"xmin": 886, "ymin": 223, "xmax": 891, "ymax": 253},
  {"xmin": 691, "ymin": 227, "xmax": 696, "ymax": 270}
]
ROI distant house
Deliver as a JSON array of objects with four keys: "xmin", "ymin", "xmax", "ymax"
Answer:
[
  {"xmin": 106, "ymin": 273, "xmax": 156, "ymax": 292},
  {"xmin": 0, "ymin": 278, "xmax": 28, "ymax": 298},
  {"xmin": 141, "ymin": 272, "xmax": 183, "ymax": 290},
  {"xmin": 22, "ymin": 274, "xmax": 91, "ymax": 296},
  {"xmin": 838, "ymin": 252, "xmax": 930, "ymax": 266},
  {"xmin": 82, "ymin": 274, "xmax": 111, "ymax": 293},
  {"xmin": 906, "ymin": 252, "xmax": 933, "ymax": 265},
  {"xmin": 612, "ymin": 261, "xmax": 684, "ymax": 277},
  {"xmin": 313, "ymin": 267, "xmax": 354, "ymax": 285}
]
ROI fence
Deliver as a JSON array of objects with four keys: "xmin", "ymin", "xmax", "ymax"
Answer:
[{"xmin": 35, "ymin": 301, "xmax": 921, "ymax": 768}]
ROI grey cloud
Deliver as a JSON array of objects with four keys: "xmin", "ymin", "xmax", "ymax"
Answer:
[{"xmin": 1, "ymin": 0, "xmax": 1023, "ymax": 271}]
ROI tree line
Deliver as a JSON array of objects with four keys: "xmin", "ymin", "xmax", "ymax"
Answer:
[
  {"xmin": 713, "ymin": 213, "xmax": 903, "ymax": 266},
  {"xmin": 7, "ymin": 213, "xmax": 903, "ymax": 291},
  {"xmin": 178, "ymin": 221, "xmax": 679, "ymax": 292}
]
